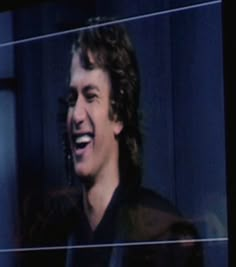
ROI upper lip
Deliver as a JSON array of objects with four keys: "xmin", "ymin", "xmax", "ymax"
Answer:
[
  {"xmin": 71, "ymin": 131, "xmax": 94, "ymax": 137},
  {"xmin": 71, "ymin": 132, "xmax": 94, "ymax": 142}
]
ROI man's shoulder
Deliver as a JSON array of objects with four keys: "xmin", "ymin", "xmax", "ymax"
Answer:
[
  {"xmin": 24, "ymin": 187, "xmax": 82, "ymax": 219},
  {"xmin": 120, "ymin": 187, "xmax": 203, "ymax": 267},
  {"xmin": 21, "ymin": 187, "xmax": 82, "ymax": 246},
  {"xmin": 127, "ymin": 186, "xmax": 182, "ymax": 223},
  {"xmin": 122, "ymin": 186, "xmax": 197, "ymax": 242},
  {"xmin": 135, "ymin": 187, "xmax": 181, "ymax": 216}
]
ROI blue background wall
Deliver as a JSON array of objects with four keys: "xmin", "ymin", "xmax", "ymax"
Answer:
[{"xmin": 0, "ymin": 11, "xmax": 18, "ymax": 267}]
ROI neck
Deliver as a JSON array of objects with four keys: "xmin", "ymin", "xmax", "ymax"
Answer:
[{"xmin": 82, "ymin": 170, "xmax": 120, "ymax": 231}]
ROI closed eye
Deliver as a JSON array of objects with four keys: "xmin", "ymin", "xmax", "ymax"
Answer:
[
  {"xmin": 83, "ymin": 85, "xmax": 99, "ymax": 103},
  {"xmin": 85, "ymin": 93, "xmax": 97, "ymax": 102}
]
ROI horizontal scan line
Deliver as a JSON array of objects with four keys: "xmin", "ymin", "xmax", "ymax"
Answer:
[
  {"xmin": 0, "ymin": 237, "xmax": 228, "ymax": 253},
  {"xmin": 0, "ymin": 0, "xmax": 221, "ymax": 48}
]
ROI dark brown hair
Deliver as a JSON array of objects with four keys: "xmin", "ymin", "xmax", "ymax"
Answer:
[{"xmin": 72, "ymin": 17, "xmax": 142, "ymax": 188}]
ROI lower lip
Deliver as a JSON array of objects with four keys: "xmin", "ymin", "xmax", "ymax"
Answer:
[{"xmin": 72, "ymin": 141, "xmax": 92, "ymax": 157}]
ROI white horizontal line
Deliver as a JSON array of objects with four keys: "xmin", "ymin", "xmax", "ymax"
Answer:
[
  {"xmin": 0, "ymin": 237, "xmax": 228, "ymax": 253},
  {"xmin": 0, "ymin": 0, "xmax": 221, "ymax": 48}
]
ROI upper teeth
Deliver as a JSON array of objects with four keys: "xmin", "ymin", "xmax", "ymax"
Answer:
[{"xmin": 75, "ymin": 135, "xmax": 92, "ymax": 144}]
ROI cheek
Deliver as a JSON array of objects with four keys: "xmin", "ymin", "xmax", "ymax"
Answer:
[{"xmin": 66, "ymin": 110, "xmax": 73, "ymax": 130}]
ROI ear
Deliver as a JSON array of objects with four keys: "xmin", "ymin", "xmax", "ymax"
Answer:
[{"xmin": 113, "ymin": 120, "xmax": 123, "ymax": 136}]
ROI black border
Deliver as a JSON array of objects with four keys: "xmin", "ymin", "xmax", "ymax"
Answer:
[
  {"xmin": 222, "ymin": 0, "xmax": 234, "ymax": 267},
  {"xmin": 0, "ymin": 0, "xmax": 49, "ymax": 12}
]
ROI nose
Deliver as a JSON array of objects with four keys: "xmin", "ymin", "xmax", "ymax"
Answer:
[{"xmin": 71, "ymin": 98, "xmax": 86, "ymax": 127}]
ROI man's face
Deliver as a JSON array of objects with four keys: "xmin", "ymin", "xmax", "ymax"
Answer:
[{"xmin": 67, "ymin": 51, "xmax": 123, "ymax": 180}]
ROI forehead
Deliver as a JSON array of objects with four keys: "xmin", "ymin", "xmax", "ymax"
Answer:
[{"xmin": 70, "ymin": 51, "xmax": 111, "ymax": 90}]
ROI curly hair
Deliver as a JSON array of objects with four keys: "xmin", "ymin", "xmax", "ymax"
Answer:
[{"xmin": 71, "ymin": 17, "xmax": 142, "ymax": 188}]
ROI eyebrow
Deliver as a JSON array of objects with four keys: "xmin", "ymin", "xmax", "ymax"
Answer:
[
  {"xmin": 82, "ymin": 85, "xmax": 100, "ymax": 94},
  {"xmin": 68, "ymin": 83, "xmax": 100, "ymax": 93}
]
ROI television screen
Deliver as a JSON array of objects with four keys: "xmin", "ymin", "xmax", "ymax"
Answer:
[{"xmin": 0, "ymin": 1, "xmax": 228, "ymax": 266}]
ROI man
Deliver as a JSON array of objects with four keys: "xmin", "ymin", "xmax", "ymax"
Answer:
[{"xmin": 22, "ymin": 18, "xmax": 203, "ymax": 267}]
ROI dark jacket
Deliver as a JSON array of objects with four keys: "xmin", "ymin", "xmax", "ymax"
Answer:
[{"xmin": 20, "ymin": 186, "xmax": 203, "ymax": 267}]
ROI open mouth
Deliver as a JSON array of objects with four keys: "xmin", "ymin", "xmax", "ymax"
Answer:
[{"xmin": 72, "ymin": 133, "xmax": 94, "ymax": 150}]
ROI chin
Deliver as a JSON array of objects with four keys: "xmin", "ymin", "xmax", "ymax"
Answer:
[{"xmin": 74, "ymin": 165, "xmax": 91, "ymax": 180}]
